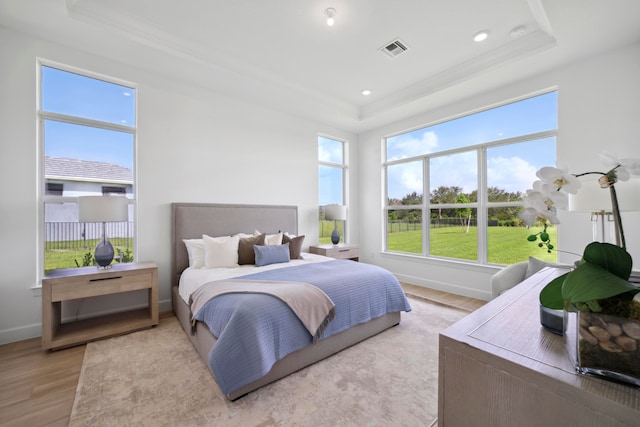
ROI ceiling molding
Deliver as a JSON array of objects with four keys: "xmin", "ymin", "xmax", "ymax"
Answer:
[
  {"xmin": 65, "ymin": 0, "xmax": 356, "ymax": 117},
  {"xmin": 527, "ymin": 0, "xmax": 555, "ymax": 36},
  {"xmin": 66, "ymin": 0, "xmax": 558, "ymax": 126},
  {"xmin": 360, "ymin": 30, "xmax": 557, "ymax": 120}
]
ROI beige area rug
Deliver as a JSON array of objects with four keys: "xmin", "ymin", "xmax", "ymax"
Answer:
[{"xmin": 70, "ymin": 298, "xmax": 468, "ymax": 427}]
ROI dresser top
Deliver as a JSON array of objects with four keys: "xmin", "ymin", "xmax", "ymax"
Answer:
[{"xmin": 441, "ymin": 267, "xmax": 640, "ymax": 408}]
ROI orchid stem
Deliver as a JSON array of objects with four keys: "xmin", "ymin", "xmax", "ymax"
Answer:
[{"xmin": 609, "ymin": 185, "xmax": 626, "ymax": 250}]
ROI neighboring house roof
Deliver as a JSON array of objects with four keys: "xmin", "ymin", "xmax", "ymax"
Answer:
[{"xmin": 45, "ymin": 156, "xmax": 133, "ymax": 183}]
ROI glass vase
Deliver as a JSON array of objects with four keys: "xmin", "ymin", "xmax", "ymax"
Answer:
[{"xmin": 564, "ymin": 304, "xmax": 640, "ymax": 386}]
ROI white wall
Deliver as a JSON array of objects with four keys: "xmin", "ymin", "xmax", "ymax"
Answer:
[
  {"xmin": 2, "ymin": 23, "xmax": 638, "ymax": 344},
  {"xmin": 358, "ymin": 42, "xmax": 640, "ymax": 301},
  {"xmin": 0, "ymin": 27, "xmax": 356, "ymax": 343}
]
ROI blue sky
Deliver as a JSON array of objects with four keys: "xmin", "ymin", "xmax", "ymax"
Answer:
[
  {"xmin": 318, "ymin": 137, "xmax": 344, "ymax": 206},
  {"xmin": 386, "ymin": 91, "xmax": 558, "ymax": 199},
  {"xmin": 42, "ymin": 66, "xmax": 135, "ymax": 170}
]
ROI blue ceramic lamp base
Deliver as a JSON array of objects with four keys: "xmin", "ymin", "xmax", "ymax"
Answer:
[
  {"xmin": 94, "ymin": 237, "xmax": 115, "ymax": 268},
  {"xmin": 331, "ymin": 228, "xmax": 340, "ymax": 245}
]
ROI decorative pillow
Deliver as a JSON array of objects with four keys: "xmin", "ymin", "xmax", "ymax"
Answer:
[
  {"xmin": 254, "ymin": 243, "xmax": 290, "ymax": 267},
  {"xmin": 233, "ymin": 232, "xmax": 254, "ymax": 239},
  {"xmin": 183, "ymin": 239, "xmax": 205, "ymax": 268},
  {"xmin": 283, "ymin": 234, "xmax": 305, "ymax": 260},
  {"xmin": 203, "ymin": 234, "xmax": 240, "ymax": 268},
  {"xmin": 238, "ymin": 233, "xmax": 266, "ymax": 265},
  {"xmin": 524, "ymin": 256, "xmax": 566, "ymax": 279},
  {"xmin": 255, "ymin": 230, "xmax": 283, "ymax": 245}
]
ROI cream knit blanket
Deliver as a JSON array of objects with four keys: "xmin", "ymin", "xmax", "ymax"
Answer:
[{"xmin": 190, "ymin": 279, "xmax": 336, "ymax": 342}]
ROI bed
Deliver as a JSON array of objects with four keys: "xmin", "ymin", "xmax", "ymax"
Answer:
[{"xmin": 171, "ymin": 203, "xmax": 411, "ymax": 400}]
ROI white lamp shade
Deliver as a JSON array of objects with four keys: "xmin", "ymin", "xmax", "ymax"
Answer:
[
  {"xmin": 324, "ymin": 205, "xmax": 347, "ymax": 221},
  {"xmin": 78, "ymin": 196, "xmax": 129, "ymax": 222},
  {"xmin": 569, "ymin": 178, "xmax": 640, "ymax": 212}
]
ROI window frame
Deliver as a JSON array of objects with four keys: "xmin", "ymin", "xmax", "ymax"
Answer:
[
  {"xmin": 318, "ymin": 134, "xmax": 349, "ymax": 242},
  {"xmin": 383, "ymin": 91, "xmax": 557, "ymax": 265},
  {"xmin": 37, "ymin": 59, "xmax": 138, "ymax": 279}
]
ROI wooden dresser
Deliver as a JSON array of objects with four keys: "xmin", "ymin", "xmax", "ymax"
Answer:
[{"xmin": 438, "ymin": 267, "xmax": 640, "ymax": 426}]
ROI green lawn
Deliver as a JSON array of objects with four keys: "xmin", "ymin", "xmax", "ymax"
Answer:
[
  {"xmin": 45, "ymin": 237, "xmax": 133, "ymax": 273},
  {"xmin": 387, "ymin": 225, "xmax": 557, "ymax": 265}
]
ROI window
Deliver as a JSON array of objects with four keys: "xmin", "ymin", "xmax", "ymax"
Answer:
[
  {"xmin": 318, "ymin": 136, "xmax": 347, "ymax": 244},
  {"xmin": 39, "ymin": 62, "xmax": 136, "ymax": 273},
  {"xmin": 384, "ymin": 91, "xmax": 557, "ymax": 265},
  {"xmin": 45, "ymin": 182, "xmax": 63, "ymax": 196},
  {"xmin": 102, "ymin": 186, "xmax": 127, "ymax": 195}
]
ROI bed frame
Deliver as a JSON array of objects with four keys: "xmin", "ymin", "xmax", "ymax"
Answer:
[{"xmin": 171, "ymin": 202, "xmax": 400, "ymax": 400}]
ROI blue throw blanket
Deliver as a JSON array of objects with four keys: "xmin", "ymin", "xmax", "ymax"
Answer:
[{"xmin": 192, "ymin": 260, "xmax": 412, "ymax": 396}]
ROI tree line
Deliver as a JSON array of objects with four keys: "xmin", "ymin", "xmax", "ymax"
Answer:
[{"xmin": 388, "ymin": 185, "xmax": 525, "ymax": 225}]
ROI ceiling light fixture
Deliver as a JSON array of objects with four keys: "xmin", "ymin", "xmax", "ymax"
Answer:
[
  {"xmin": 325, "ymin": 8, "xmax": 336, "ymax": 26},
  {"xmin": 473, "ymin": 30, "xmax": 489, "ymax": 42},
  {"xmin": 361, "ymin": 89, "xmax": 371, "ymax": 96}
]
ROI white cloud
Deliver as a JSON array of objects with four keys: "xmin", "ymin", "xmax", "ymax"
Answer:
[
  {"xmin": 387, "ymin": 131, "xmax": 439, "ymax": 160},
  {"xmin": 488, "ymin": 156, "xmax": 537, "ymax": 193},
  {"xmin": 430, "ymin": 151, "xmax": 477, "ymax": 193}
]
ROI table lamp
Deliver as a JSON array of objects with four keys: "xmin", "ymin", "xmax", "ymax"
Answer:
[
  {"xmin": 78, "ymin": 195, "xmax": 129, "ymax": 268},
  {"xmin": 324, "ymin": 205, "xmax": 347, "ymax": 245},
  {"xmin": 569, "ymin": 178, "xmax": 640, "ymax": 244}
]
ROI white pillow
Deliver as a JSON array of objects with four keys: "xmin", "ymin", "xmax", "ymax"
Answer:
[
  {"xmin": 183, "ymin": 239, "xmax": 205, "ymax": 269},
  {"xmin": 524, "ymin": 256, "xmax": 566, "ymax": 279},
  {"xmin": 203, "ymin": 234, "xmax": 240, "ymax": 268},
  {"xmin": 254, "ymin": 230, "xmax": 283, "ymax": 245},
  {"xmin": 233, "ymin": 232, "xmax": 254, "ymax": 239}
]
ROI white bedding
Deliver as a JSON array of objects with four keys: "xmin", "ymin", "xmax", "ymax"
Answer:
[{"xmin": 178, "ymin": 252, "xmax": 332, "ymax": 303}]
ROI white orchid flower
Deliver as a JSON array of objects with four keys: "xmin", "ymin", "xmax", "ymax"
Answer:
[
  {"xmin": 536, "ymin": 166, "xmax": 581, "ymax": 194},
  {"xmin": 519, "ymin": 207, "xmax": 541, "ymax": 227},
  {"xmin": 518, "ymin": 206, "xmax": 560, "ymax": 226},
  {"xmin": 526, "ymin": 181, "xmax": 569, "ymax": 210},
  {"xmin": 520, "ymin": 190, "xmax": 563, "ymax": 225},
  {"xmin": 598, "ymin": 151, "xmax": 640, "ymax": 181}
]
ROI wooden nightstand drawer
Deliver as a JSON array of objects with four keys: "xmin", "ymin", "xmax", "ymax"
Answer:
[
  {"xmin": 310, "ymin": 244, "xmax": 359, "ymax": 261},
  {"xmin": 325, "ymin": 247, "xmax": 359, "ymax": 259},
  {"xmin": 50, "ymin": 270, "xmax": 153, "ymax": 301}
]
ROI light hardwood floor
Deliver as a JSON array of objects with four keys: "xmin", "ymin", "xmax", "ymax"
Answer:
[{"xmin": 0, "ymin": 287, "xmax": 485, "ymax": 427}]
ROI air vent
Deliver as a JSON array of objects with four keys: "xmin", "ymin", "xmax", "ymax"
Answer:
[{"xmin": 379, "ymin": 39, "xmax": 409, "ymax": 58}]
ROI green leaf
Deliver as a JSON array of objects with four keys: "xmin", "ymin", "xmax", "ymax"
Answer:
[
  {"xmin": 539, "ymin": 273, "xmax": 569, "ymax": 310},
  {"xmin": 581, "ymin": 242, "xmax": 632, "ymax": 280},
  {"xmin": 561, "ymin": 262, "xmax": 637, "ymax": 304}
]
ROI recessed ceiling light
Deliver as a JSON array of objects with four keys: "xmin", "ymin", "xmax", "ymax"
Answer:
[
  {"xmin": 361, "ymin": 89, "xmax": 371, "ymax": 96},
  {"xmin": 473, "ymin": 30, "xmax": 489, "ymax": 42}
]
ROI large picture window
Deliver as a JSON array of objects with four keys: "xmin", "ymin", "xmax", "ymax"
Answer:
[
  {"xmin": 318, "ymin": 136, "xmax": 347, "ymax": 244},
  {"xmin": 39, "ymin": 63, "xmax": 136, "ymax": 273},
  {"xmin": 384, "ymin": 91, "xmax": 557, "ymax": 265}
]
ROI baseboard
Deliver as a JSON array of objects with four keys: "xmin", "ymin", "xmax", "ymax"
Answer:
[
  {"xmin": 0, "ymin": 298, "xmax": 173, "ymax": 346},
  {"xmin": 394, "ymin": 272, "xmax": 491, "ymax": 301},
  {"xmin": 0, "ymin": 323, "xmax": 42, "ymax": 345}
]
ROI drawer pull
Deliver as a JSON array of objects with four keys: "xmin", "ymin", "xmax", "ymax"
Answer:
[
  {"xmin": 90, "ymin": 276, "xmax": 123, "ymax": 282},
  {"xmin": 339, "ymin": 249, "xmax": 350, "ymax": 252}
]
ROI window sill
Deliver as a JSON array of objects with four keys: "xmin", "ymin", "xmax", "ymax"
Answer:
[
  {"xmin": 31, "ymin": 284, "xmax": 42, "ymax": 298},
  {"xmin": 380, "ymin": 250, "xmax": 500, "ymax": 274}
]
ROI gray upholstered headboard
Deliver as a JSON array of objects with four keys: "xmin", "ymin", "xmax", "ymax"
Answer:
[{"xmin": 171, "ymin": 203, "xmax": 298, "ymax": 287}]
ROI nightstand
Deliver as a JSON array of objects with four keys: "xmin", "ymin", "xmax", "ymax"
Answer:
[
  {"xmin": 42, "ymin": 261, "xmax": 159, "ymax": 350},
  {"xmin": 309, "ymin": 243, "xmax": 359, "ymax": 261}
]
